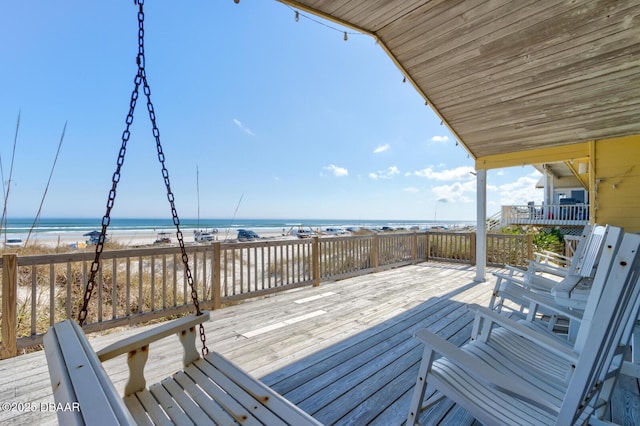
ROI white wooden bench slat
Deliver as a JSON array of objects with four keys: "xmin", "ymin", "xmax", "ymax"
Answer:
[
  {"xmin": 43, "ymin": 320, "xmax": 136, "ymax": 425},
  {"xmin": 160, "ymin": 377, "xmax": 216, "ymax": 425},
  {"xmin": 182, "ymin": 361, "xmax": 264, "ymax": 424},
  {"xmin": 194, "ymin": 355, "xmax": 291, "ymax": 426},
  {"xmin": 149, "ymin": 382, "xmax": 195, "ymax": 426},
  {"xmin": 130, "ymin": 388, "xmax": 173, "ymax": 426},
  {"xmin": 122, "ymin": 395, "xmax": 155, "ymax": 426},
  {"xmin": 206, "ymin": 351, "xmax": 321, "ymax": 425},
  {"xmin": 172, "ymin": 371, "xmax": 240, "ymax": 425},
  {"xmin": 43, "ymin": 327, "xmax": 84, "ymax": 425}
]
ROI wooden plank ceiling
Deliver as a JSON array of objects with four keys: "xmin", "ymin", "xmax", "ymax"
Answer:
[{"xmin": 277, "ymin": 0, "xmax": 640, "ymax": 159}]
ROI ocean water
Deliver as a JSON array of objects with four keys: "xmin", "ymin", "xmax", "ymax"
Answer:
[{"xmin": 2, "ymin": 217, "xmax": 475, "ymax": 238}]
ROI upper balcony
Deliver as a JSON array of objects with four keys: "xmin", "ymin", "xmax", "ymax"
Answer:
[{"xmin": 501, "ymin": 202, "xmax": 589, "ymax": 227}]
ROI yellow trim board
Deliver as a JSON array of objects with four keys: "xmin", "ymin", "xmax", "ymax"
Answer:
[{"xmin": 475, "ymin": 142, "xmax": 592, "ymax": 170}]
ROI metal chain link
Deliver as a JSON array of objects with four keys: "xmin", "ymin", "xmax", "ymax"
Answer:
[{"xmin": 78, "ymin": 0, "xmax": 209, "ymax": 356}]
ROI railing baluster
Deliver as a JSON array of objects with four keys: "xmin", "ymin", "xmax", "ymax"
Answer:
[
  {"xmin": 246, "ymin": 246, "xmax": 251, "ymax": 293},
  {"xmin": 98, "ymin": 266, "xmax": 103, "ymax": 323},
  {"xmin": 280, "ymin": 244, "xmax": 284, "ymax": 286},
  {"xmin": 137, "ymin": 256, "xmax": 143, "ymax": 314},
  {"xmin": 31, "ymin": 265, "xmax": 37, "ymax": 335},
  {"xmin": 66, "ymin": 262, "xmax": 72, "ymax": 319},
  {"xmin": 49, "ymin": 264, "xmax": 55, "ymax": 326},
  {"xmin": 162, "ymin": 255, "xmax": 167, "ymax": 310},
  {"xmin": 203, "ymin": 248, "xmax": 208, "ymax": 302},
  {"xmin": 175, "ymin": 253, "xmax": 180, "ymax": 306},
  {"xmin": 223, "ymin": 248, "xmax": 228, "ymax": 296},
  {"xmin": 267, "ymin": 245, "xmax": 272, "ymax": 289},
  {"xmin": 126, "ymin": 258, "xmax": 131, "ymax": 316},
  {"xmin": 150, "ymin": 257, "xmax": 155, "ymax": 312},
  {"xmin": 112, "ymin": 259, "xmax": 117, "ymax": 319},
  {"xmin": 253, "ymin": 246, "xmax": 257, "ymax": 293}
]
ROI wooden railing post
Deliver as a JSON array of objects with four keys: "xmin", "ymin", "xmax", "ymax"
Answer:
[
  {"xmin": 212, "ymin": 242, "xmax": 221, "ymax": 309},
  {"xmin": 470, "ymin": 232, "xmax": 477, "ymax": 266},
  {"xmin": 425, "ymin": 231, "xmax": 430, "ymax": 262},
  {"xmin": 371, "ymin": 234, "xmax": 379, "ymax": 271},
  {"xmin": 527, "ymin": 234, "xmax": 534, "ymax": 260},
  {"xmin": 312, "ymin": 237, "xmax": 320, "ymax": 286},
  {"xmin": 1, "ymin": 254, "xmax": 18, "ymax": 359},
  {"xmin": 411, "ymin": 233, "xmax": 418, "ymax": 263}
]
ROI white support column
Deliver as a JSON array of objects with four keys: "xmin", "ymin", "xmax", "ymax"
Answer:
[{"xmin": 475, "ymin": 168, "xmax": 487, "ymax": 282}]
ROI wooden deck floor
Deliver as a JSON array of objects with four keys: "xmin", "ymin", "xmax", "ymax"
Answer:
[{"xmin": 1, "ymin": 261, "xmax": 638, "ymax": 425}]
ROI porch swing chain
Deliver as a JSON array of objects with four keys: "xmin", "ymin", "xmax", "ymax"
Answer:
[{"xmin": 78, "ymin": 0, "xmax": 209, "ymax": 356}]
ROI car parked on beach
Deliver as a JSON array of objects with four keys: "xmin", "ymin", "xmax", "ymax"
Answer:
[
  {"xmin": 324, "ymin": 227, "xmax": 348, "ymax": 235},
  {"xmin": 292, "ymin": 229, "xmax": 316, "ymax": 239},
  {"xmin": 237, "ymin": 229, "xmax": 259, "ymax": 241},
  {"xmin": 4, "ymin": 238, "xmax": 23, "ymax": 248}
]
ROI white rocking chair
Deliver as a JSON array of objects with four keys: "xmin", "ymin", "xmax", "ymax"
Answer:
[
  {"xmin": 407, "ymin": 231, "xmax": 640, "ymax": 425},
  {"xmin": 489, "ymin": 224, "xmax": 608, "ymax": 318}
]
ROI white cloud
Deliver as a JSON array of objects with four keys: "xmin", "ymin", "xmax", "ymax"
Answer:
[
  {"xmin": 497, "ymin": 176, "xmax": 542, "ymax": 205},
  {"xmin": 422, "ymin": 168, "xmax": 542, "ymax": 207},
  {"xmin": 373, "ymin": 144, "xmax": 390, "ymax": 154},
  {"xmin": 233, "ymin": 118, "xmax": 256, "ymax": 136},
  {"xmin": 323, "ymin": 164, "xmax": 349, "ymax": 177},
  {"xmin": 403, "ymin": 187, "xmax": 419, "ymax": 193},
  {"xmin": 431, "ymin": 135, "xmax": 449, "ymax": 143},
  {"xmin": 369, "ymin": 166, "xmax": 400, "ymax": 180},
  {"xmin": 411, "ymin": 166, "xmax": 475, "ymax": 181},
  {"xmin": 432, "ymin": 180, "xmax": 477, "ymax": 203}
]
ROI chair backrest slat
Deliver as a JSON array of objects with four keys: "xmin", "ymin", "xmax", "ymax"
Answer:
[
  {"xmin": 572, "ymin": 226, "xmax": 623, "ymax": 352},
  {"xmin": 565, "ymin": 224, "xmax": 593, "ymax": 270},
  {"xmin": 572, "ymin": 224, "xmax": 607, "ymax": 277}
]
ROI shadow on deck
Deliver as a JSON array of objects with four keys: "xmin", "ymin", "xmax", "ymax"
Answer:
[{"xmin": 261, "ymin": 279, "xmax": 483, "ymax": 425}]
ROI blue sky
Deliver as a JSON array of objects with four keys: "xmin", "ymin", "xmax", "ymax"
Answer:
[{"xmin": 0, "ymin": 1, "xmax": 541, "ymax": 221}]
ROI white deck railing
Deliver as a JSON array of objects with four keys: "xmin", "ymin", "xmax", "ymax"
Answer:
[{"xmin": 502, "ymin": 203, "xmax": 589, "ymax": 226}]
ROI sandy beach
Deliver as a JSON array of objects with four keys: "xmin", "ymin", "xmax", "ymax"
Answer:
[{"xmin": 21, "ymin": 228, "xmax": 295, "ymax": 249}]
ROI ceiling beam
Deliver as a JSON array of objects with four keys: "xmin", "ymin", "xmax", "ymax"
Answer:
[{"xmin": 475, "ymin": 142, "xmax": 592, "ymax": 170}]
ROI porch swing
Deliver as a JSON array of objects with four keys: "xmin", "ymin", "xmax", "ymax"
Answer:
[{"xmin": 42, "ymin": 2, "xmax": 321, "ymax": 425}]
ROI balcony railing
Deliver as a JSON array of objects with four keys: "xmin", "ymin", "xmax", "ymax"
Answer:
[
  {"xmin": 0, "ymin": 231, "xmax": 531, "ymax": 357},
  {"xmin": 502, "ymin": 203, "xmax": 589, "ymax": 226}
]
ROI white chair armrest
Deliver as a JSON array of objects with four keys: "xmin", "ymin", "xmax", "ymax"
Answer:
[
  {"xmin": 469, "ymin": 304, "xmax": 578, "ymax": 361},
  {"xmin": 527, "ymin": 274, "xmax": 563, "ymax": 291},
  {"xmin": 524, "ymin": 294, "xmax": 584, "ymax": 322},
  {"xmin": 492, "ymin": 271, "xmax": 528, "ymax": 287}
]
